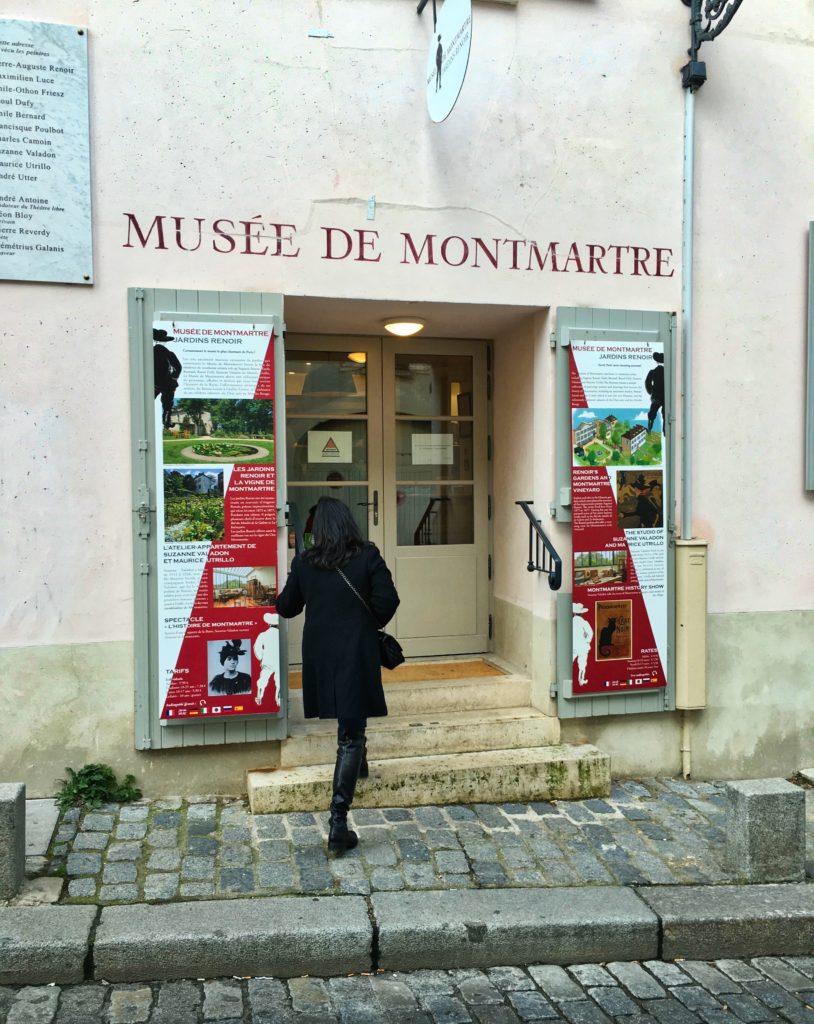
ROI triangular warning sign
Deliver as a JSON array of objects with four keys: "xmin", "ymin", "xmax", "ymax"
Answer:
[{"xmin": 322, "ymin": 437, "xmax": 340, "ymax": 454}]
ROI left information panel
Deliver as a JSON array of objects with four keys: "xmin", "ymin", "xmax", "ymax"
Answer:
[
  {"xmin": 0, "ymin": 19, "xmax": 92, "ymax": 283},
  {"xmin": 153, "ymin": 322, "xmax": 281, "ymax": 722}
]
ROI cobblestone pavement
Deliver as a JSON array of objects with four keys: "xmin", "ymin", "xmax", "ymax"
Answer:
[
  {"xmin": 3, "ymin": 957, "xmax": 814, "ymax": 1023},
  {"xmin": 39, "ymin": 778, "xmax": 813, "ymax": 905}
]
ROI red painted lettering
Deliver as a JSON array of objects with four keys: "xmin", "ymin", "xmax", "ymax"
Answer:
[
  {"xmin": 526, "ymin": 241, "xmax": 560, "ymax": 272},
  {"xmin": 401, "ymin": 232, "xmax": 437, "ymax": 265},
  {"xmin": 322, "ymin": 226, "xmax": 353, "ymax": 260},
  {"xmin": 631, "ymin": 246, "xmax": 652, "ymax": 276},
  {"xmin": 212, "ymin": 218, "xmax": 237, "ymax": 254},
  {"xmin": 172, "ymin": 216, "xmax": 204, "ymax": 252},
  {"xmin": 655, "ymin": 247, "xmax": 675, "ymax": 277},
  {"xmin": 472, "ymin": 237, "xmax": 500, "ymax": 269},
  {"xmin": 562, "ymin": 242, "xmax": 586, "ymax": 273},
  {"xmin": 354, "ymin": 229, "xmax": 381, "ymax": 262},
  {"xmin": 240, "ymin": 216, "xmax": 269, "ymax": 256},
  {"xmin": 122, "ymin": 213, "xmax": 167, "ymax": 249},
  {"xmin": 441, "ymin": 236, "xmax": 469, "ymax": 267},
  {"xmin": 587, "ymin": 244, "xmax": 607, "ymax": 274}
]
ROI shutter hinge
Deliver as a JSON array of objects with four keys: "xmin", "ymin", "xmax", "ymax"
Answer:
[
  {"xmin": 487, "ymin": 495, "xmax": 492, "ymax": 520},
  {"xmin": 488, "ymin": 614, "xmax": 493, "ymax": 639},
  {"xmin": 139, "ymin": 563, "xmax": 151, "ymax": 575},
  {"xmin": 550, "ymin": 680, "xmax": 558, "ymax": 700},
  {"xmin": 138, "ymin": 439, "xmax": 148, "ymax": 452},
  {"xmin": 141, "ymin": 734, "xmax": 153, "ymax": 748},
  {"xmin": 134, "ymin": 288, "xmax": 145, "ymax": 301},
  {"xmin": 487, "ymin": 435, "xmax": 492, "ymax": 461},
  {"xmin": 488, "ymin": 555, "xmax": 492, "ymax": 580},
  {"xmin": 550, "ymin": 332, "xmax": 557, "ymax": 349}
]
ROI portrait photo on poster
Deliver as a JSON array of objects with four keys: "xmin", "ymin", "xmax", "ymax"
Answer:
[{"xmin": 207, "ymin": 638, "xmax": 252, "ymax": 696}]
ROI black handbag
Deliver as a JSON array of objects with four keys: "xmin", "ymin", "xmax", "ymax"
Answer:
[{"xmin": 336, "ymin": 568, "xmax": 405, "ymax": 670}]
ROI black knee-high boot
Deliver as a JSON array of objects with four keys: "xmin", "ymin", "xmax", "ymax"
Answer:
[{"xmin": 328, "ymin": 727, "xmax": 365, "ymax": 854}]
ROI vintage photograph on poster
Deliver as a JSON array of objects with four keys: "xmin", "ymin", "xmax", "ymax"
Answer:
[
  {"xmin": 212, "ymin": 566, "xmax": 277, "ymax": 608},
  {"xmin": 574, "ymin": 551, "xmax": 628, "ymax": 588},
  {"xmin": 163, "ymin": 467, "xmax": 225, "ymax": 543},
  {"xmin": 595, "ymin": 600, "xmax": 633, "ymax": 661},
  {"xmin": 571, "ymin": 408, "xmax": 663, "ymax": 468},
  {"xmin": 207, "ymin": 638, "xmax": 252, "ymax": 697},
  {"xmin": 616, "ymin": 471, "xmax": 663, "ymax": 530},
  {"xmin": 163, "ymin": 399, "xmax": 275, "ymax": 465}
]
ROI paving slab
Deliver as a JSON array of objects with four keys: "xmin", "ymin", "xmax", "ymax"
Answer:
[
  {"xmin": 0, "ymin": 906, "xmax": 97, "ymax": 984},
  {"xmin": 637, "ymin": 884, "xmax": 814, "ymax": 959},
  {"xmin": 373, "ymin": 886, "xmax": 658, "ymax": 971},
  {"xmin": 93, "ymin": 895, "xmax": 372, "ymax": 981},
  {"xmin": 25, "ymin": 800, "xmax": 60, "ymax": 857}
]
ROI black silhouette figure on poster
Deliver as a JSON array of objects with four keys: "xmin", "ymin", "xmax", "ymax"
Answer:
[
  {"xmin": 209, "ymin": 639, "xmax": 252, "ymax": 696},
  {"xmin": 436, "ymin": 35, "xmax": 443, "ymax": 91},
  {"xmin": 645, "ymin": 352, "xmax": 664, "ymax": 433},
  {"xmin": 153, "ymin": 328, "xmax": 182, "ymax": 429},
  {"xmin": 598, "ymin": 618, "xmax": 617, "ymax": 657}
]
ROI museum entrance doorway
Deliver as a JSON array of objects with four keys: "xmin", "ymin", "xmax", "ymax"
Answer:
[{"xmin": 284, "ymin": 333, "xmax": 490, "ymax": 662}]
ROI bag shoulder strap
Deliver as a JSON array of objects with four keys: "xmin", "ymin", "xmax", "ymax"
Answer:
[{"xmin": 336, "ymin": 567, "xmax": 379, "ymax": 627}]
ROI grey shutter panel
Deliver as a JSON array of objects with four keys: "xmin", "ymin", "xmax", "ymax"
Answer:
[
  {"xmin": 553, "ymin": 306, "xmax": 676, "ymax": 719},
  {"xmin": 129, "ymin": 287, "xmax": 288, "ymax": 750}
]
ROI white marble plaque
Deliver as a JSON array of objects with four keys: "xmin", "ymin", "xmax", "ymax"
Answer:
[{"xmin": 0, "ymin": 20, "xmax": 92, "ymax": 284}]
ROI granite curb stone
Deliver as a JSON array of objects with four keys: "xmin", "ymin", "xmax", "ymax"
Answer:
[
  {"xmin": 0, "ymin": 906, "xmax": 97, "ymax": 984},
  {"xmin": 0, "ymin": 783, "xmax": 25, "ymax": 900},
  {"xmin": 373, "ymin": 886, "xmax": 659, "ymax": 971},
  {"xmin": 93, "ymin": 895, "xmax": 372, "ymax": 981},
  {"xmin": 637, "ymin": 883, "xmax": 814, "ymax": 959}
]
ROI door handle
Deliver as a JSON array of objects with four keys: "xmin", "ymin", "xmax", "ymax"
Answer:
[{"xmin": 357, "ymin": 490, "xmax": 379, "ymax": 526}]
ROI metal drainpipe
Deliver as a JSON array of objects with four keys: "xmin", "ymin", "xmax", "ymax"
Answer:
[
  {"xmin": 680, "ymin": 86, "xmax": 696, "ymax": 778},
  {"xmin": 681, "ymin": 86, "xmax": 695, "ymax": 544}
]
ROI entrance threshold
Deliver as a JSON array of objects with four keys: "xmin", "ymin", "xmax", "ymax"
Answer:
[{"xmin": 287, "ymin": 656, "xmax": 506, "ymax": 690}]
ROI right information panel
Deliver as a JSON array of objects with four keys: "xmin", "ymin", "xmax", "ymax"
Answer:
[{"xmin": 569, "ymin": 337, "xmax": 667, "ymax": 696}]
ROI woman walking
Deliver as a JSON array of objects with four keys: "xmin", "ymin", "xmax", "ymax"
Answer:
[{"xmin": 275, "ymin": 497, "xmax": 400, "ymax": 854}]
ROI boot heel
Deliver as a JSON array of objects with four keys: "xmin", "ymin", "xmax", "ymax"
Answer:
[{"xmin": 328, "ymin": 825, "xmax": 358, "ymax": 854}]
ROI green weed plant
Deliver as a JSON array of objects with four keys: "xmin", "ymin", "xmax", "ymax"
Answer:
[{"xmin": 56, "ymin": 763, "xmax": 142, "ymax": 810}]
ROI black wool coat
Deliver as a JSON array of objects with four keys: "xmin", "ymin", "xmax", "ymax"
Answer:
[{"xmin": 275, "ymin": 543, "xmax": 400, "ymax": 720}]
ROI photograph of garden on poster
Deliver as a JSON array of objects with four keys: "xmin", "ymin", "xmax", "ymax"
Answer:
[{"xmin": 163, "ymin": 399, "xmax": 274, "ymax": 465}]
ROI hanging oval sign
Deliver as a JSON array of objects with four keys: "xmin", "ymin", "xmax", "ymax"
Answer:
[{"xmin": 425, "ymin": 0, "xmax": 472, "ymax": 123}]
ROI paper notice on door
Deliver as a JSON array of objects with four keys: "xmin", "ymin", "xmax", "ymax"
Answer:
[
  {"xmin": 412, "ymin": 433, "xmax": 454, "ymax": 465},
  {"xmin": 307, "ymin": 430, "xmax": 353, "ymax": 463}
]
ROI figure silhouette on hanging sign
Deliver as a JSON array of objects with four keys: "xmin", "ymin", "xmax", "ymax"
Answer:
[
  {"xmin": 572, "ymin": 602, "xmax": 593, "ymax": 687},
  {"xmin": 254, "ymin": 613, "xmax": 280, "ymax": 707},
  {"xmin": 436, "ymin": 35, "xmax": 443, "ymax": 91},
  {"xmin": 645, "ymin": 352, "xmax": 665, "ymax": 433},
  {"xmin": 153, "ymin": 328, "xmax": 182, "ymax": 429}
]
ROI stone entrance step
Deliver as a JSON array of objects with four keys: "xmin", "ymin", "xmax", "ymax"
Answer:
[
  {"xmin": 247, "ymin": 744, "xmax": 610, "ymax": 814},
  {"xmin": 280, "ymin": 706, "xmax": 560, "ymax": 769},
  {"xmin": 287, "ymin": 672, "xmax": 532, "ymax": 721}
]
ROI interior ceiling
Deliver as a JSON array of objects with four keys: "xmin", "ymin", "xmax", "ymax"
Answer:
[{"xmin": 283, "ymin": 295, "xmax": 543, "ymax": 340}]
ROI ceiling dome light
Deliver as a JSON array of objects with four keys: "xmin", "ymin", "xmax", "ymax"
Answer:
[{"xmin": 384, "ymin": 318, "xmax": 425, "ymax": 337}]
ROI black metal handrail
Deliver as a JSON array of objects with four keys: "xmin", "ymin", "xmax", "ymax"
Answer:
[
  {"xmin": 413, "ymin": 496, "xmax": 450, "ymax": 545},
  {"xmin": 515, "ymin": 501, "xmax": 563, "ymax": 591}
]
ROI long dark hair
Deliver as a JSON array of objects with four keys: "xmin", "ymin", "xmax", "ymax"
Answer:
[{"xmin": 303, "ymin": 497, "xmax": 364, "ymax": 569}]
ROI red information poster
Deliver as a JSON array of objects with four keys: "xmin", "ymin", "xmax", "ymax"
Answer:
[
  {"xmin": 152, "ymin": 321, "xmax": 281, "ymax": 720},
  {"xmin": 569, "ymin": 338, "xmax": 667, "ymax": 695}
]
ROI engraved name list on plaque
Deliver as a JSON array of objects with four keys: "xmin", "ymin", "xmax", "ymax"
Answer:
[{"xmin": 0, "ymin": 19, "xmax": 92, "ymax": 284}]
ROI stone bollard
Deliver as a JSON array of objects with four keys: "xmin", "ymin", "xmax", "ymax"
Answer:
[
  {"xmin": 725, "ymin": 778, "xmax": 805, "ymax": 883},
  {"xmin": 0, "ymin": 783, "xmax": 26, "ymax": 900}
]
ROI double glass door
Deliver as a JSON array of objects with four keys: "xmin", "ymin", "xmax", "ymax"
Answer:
[{"xmin": 284, "ymin": 334, "xmax": 489, "ymax": 661}]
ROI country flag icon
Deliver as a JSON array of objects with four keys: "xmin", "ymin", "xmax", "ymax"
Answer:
[
  {"xmin": 223, "ymin": 705, "xmax": 233, "ymax": 711},
  {"xmin": 212, "ymin": 707, "xmax": 222, "ymax": 714}
]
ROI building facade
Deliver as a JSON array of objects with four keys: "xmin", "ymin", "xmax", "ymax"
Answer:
[{"xmin": 2, "ymin": 0, "xmax": 813, "ymax": 796}]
